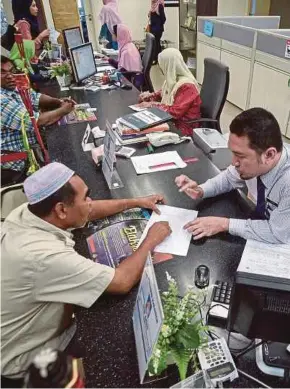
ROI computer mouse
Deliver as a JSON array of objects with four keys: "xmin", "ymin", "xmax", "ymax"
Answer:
[
  {"xmin": 121, "ymin": 84, "xmax": 132, "ymax": 90},
  {"xmin": 195, "ymin": 265, "xmax": 210, "ymax": 289}
]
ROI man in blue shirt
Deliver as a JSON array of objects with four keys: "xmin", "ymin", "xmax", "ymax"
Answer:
[{"xmin": 1, "ymin": 55, "xmax": 75, "ymax": 184}]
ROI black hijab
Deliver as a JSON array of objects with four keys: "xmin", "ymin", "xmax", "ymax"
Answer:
[{"xmin": 12, "ymin": 0, "xmax": 39, "ymax": 38}]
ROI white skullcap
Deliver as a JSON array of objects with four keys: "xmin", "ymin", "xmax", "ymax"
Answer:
[{"xmin": 24, "ymin": 162, "xmax": 75, "ymax": 205}]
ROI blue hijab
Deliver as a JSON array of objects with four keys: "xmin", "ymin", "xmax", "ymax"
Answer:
[{"xmin": 12, "ymin": 0, "xmax": 39, "ymax": 38}]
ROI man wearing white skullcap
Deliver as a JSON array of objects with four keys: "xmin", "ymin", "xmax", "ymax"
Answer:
[{"xmin": 1, "ymin": 162, "xmax": 171, "ymax": 381}]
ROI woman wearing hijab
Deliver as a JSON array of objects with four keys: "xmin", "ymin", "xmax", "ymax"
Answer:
[
  {"xmin": 99, "ymin": 0, "xmax": 122, "ymax": 50},
  {"xmin": 138, "ymin": 48, "xmax": 201, "ymax": 136},
  {"xmin": 108, "ymin": 24, "xmax": 143, "ymax": 89},
  {"xmin": 12, "ymin": 0, "xmax": 49, "ymax": 51},
  {"xmin": 149, "ymin": 0, "xmax": 166, "ymax": 62}
]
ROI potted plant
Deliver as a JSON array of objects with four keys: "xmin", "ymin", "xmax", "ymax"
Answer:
[
  {"xmin": 49, "ymin": 61, "xmax": 72, "ymax": 87},
  {"xmin": 148, "ymin": 272, "xmax": 209, "ymax": 382}
]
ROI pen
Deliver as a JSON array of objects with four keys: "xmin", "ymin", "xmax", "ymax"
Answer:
[
  {"xmin": 149, "ymin": 157, "xmax": 199, "ymax": 170},
  {"xmin": 149, "ymin": 162, "xmax": 176, "ymax": 169}
]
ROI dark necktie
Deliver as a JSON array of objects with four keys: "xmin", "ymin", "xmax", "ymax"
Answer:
[{"xmin": 255, "ymin": 176, "xmax": 266, "ymax": 220}]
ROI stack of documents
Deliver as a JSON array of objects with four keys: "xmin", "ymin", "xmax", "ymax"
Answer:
[
  {"xmin": 138, "ymin": 205, "xmax": 198, "ymax": 256},
  {"xmin": 131, "ymin": 151, "xmax": 186, "ymax": 174},
  {"xmin": 238, "ymin": 240, "xmax": 290, "ymax": 281}
]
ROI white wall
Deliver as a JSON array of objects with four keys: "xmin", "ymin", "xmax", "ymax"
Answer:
[
  {"xmin": 218, "ymin": 0, "xmax": 249, "ymax": 16},
  {"xmin": 41, "ymin": 0, "xmax": 55, "ymax": 29},
  {"xmin": 90, "ymin": 0, "xmax": 179, "ymax": 48},
  {"xmin": 2, "ymin": 0, "xmax": 13, "ymax": 24}
]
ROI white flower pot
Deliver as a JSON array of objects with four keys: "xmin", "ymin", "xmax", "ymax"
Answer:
[{"xmin": 56, "ymin": 74, "xmax": 71, "ymax": 87}]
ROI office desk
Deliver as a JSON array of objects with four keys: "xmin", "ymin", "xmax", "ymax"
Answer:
[{"xmin": 45, "ymin": 85, "xmax": 283, "ymax": 388}]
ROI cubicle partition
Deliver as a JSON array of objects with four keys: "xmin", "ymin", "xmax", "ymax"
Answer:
[{"xmin": 196, "ymin": 17, "xmax": 290, "ymax": 138}]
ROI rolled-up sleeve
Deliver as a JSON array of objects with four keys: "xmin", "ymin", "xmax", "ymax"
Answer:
[
  {"xmin": 35, "ymin": 251, "xmax": 115, "ymax": 308},
  {"xmin": 200, "ymin": 165, "xmax": 246, "ymax": 198}
]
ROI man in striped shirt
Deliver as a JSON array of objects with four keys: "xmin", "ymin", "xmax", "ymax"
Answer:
[
  {"xmin": 1, "ymin": 55, "xmax": 75, "ymax": 184},
  {"xmin": 175, "ymin": 108, "xmax": 290, "ymax": 244}
]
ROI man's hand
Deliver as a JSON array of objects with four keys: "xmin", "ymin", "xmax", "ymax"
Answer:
[
  {"xmin": 184, "ymin": 217, "xmax": 229, "ymax": 240},
  {"xmin": 60, "ymin": 101, "xmax": 75, "ymax": 115},
  {"xmin": 61, "ymin": 98, "xmax": 77, "ymax": 106},
  {"xmin": 175, "ymin": 175, "xmax": 204, "ymax": 200},
  {"xmin": 136, "ymin": 194, "xmax": 165, "ymax": 214},
  {"xmin": 145, "ymin": 221, "xmax": 172, "ymax": 249}
]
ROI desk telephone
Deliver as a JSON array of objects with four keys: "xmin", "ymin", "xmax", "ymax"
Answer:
[{"xmin": 147, "ymin": 132, "xmax": 190, "ymax": 147}]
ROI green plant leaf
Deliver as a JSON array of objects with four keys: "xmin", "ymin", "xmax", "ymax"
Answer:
[
  {"xmin": 148, "ymin": 351, "xmax": 168, "ymax": 377},
  {"xmin": 170, "ymin": 346, "xmax": 193, "ymax": 381},
  {"xmin": 175, "ymin": 323, "xmax": 201, "ymax": 349}
]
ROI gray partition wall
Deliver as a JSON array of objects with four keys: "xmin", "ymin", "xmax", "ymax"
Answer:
[{"xmin": 256, "ymin": 30, "xmax": 290, "ymax": 60}]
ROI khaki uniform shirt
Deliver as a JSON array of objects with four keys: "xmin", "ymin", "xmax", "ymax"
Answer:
[{"xmin": 1, "ymin": 204, "xmax": 115, "ymax": 378}]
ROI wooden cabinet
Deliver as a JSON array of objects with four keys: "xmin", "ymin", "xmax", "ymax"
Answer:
[
  {"xmin": 249, "ymin": 62, "xmax": 290, "ymax": 136},
  {"xmin": 221, "ymin": 51, "xmax": 251, "ymax": 110}
]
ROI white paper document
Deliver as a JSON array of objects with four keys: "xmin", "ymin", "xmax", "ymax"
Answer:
[
  {"xmin": 131, "ymin": 151, "xmax": 186, "ymax": 174},
  {"xmin": 97, "ymin": 65, "xmax": 115, "ymax": 73},
  {"xmin": 238, "ymin": 239, "xmax": 290, "ymax": 280},
  {"xmin": 139, "ymin": 205, "xmax": 198, "ymax": 256}
]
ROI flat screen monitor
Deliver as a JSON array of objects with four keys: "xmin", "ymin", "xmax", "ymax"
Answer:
[
  {"xmin": 70, "ymin": 43, "xmax": 97, "ymax": 84},
  {"xmin": 63, "ymin": 27, "xmax": 83, "ymax": 49}
]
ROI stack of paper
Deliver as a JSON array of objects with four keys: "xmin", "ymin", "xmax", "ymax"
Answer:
[
  {"xmin": 131, "ymin": 151, "xmax": 186, "ymax": 174},
  {"xmin": 138, "ymin": 205, "xmax": 198, "ymax": 256},
  {"xmin": 238, "ymin": 240, "xmax": 290, "ymax": 280}
]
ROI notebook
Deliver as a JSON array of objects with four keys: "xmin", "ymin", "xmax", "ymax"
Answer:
[{"xmin": 118, "ymin": 108, "xmax": 172, "ymax": 131}]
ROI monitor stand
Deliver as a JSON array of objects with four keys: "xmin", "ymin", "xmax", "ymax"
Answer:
[{"xmin": 256, "ymin": 339, "xmax": 290, "ymax": 378}]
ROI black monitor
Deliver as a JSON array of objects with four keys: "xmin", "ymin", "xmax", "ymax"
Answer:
[
  {"xmin": 63, "ymin": 27, "xmax": 83, "ymax": 50},
  {"xmin": 70, "ymin": 43, "xmax": 97, "ymax": 85},
  {"xmin": 228, "ymin": 277, "xmax": 290, "ymax": 344}
]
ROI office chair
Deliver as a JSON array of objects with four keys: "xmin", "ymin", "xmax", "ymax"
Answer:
[
  {"xmin": 186, "ymin": 58, "xmax": 230, "ymax": 133},
  {"xmin": 142, "ymin": 32, "xmax": 156, "ymax": 92},
  {"xmin": 119, "ymin": 33, "xmax": 156, "ymax": 92}
]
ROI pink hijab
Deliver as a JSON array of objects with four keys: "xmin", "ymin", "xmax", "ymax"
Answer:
[
  {"xmin": 117, "ymin": 24, "xmax": 142, "ymax": 72},
  {"xmin": 99, "ymin": 1, "xmax": 121, "ymax": 34},
  {"xmin": 150, "ymin": 0, "xmax": 165, "ymax": 15}
]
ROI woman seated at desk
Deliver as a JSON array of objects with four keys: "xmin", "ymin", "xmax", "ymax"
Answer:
[
  {"xmin": 138, "ymin": 48, "xmax": 201, "ymax": 136},
  {"xmin": 99, "ymin": 0, "xmax": 121, "ymax": 50},
  {"xmin": 108, "ymin": 24, "xmax": 143, "ymax": 89},
  {"xmin": 12, "ymin": 0, "xmax": 49, "ymax": 53}
]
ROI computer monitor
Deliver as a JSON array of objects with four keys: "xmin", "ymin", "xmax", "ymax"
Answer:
[
  {"xmin": 70, "ymin": 43, "xmax": 97, "ymax": 85},
  {"xmin": 228, "ymin": 278, "xmax": 290, "ymax": 344},
  {"xmin": 63, "ymin": 27, "xmax": 83, "ymax": 50}
]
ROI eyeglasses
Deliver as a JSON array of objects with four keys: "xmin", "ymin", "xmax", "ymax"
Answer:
[{"xmin": 1, "ymin": 67, "xmax": 17, "ymax": 78}]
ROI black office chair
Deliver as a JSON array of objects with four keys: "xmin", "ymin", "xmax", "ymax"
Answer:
[
  {"xmin": 186, "ymin": 58, "xmax": 230, "ymax": 133},
  {"xmin": 141, "ymin": 32, "xmax": 156, "ymax": 92}
]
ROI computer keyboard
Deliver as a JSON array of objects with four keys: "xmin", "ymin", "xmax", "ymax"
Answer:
[{"xmin": 213, "ymin": 281, "xmax": 233, "ymax": 305}]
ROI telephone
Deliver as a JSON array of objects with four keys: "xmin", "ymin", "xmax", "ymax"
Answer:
[
  {"xmin": 147, "ymin": 132, "xmax": 184, "ymax": 147},
  {"xmin": 197, "ymin": 337, "xmax": 238, "ymax": 386}
]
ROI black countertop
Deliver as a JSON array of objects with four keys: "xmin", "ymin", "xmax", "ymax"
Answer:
[{"xmin": 44, "ymin": 83, "xmax": 287, "ymax": 388}]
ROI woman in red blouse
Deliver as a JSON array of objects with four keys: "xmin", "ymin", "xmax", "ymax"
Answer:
[{"xmin": 138, "ymin": 48, "xmax": 201, "ymax": 136}]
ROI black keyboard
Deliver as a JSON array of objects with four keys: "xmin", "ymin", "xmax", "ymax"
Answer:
[{"xmin": 213, "ymin": 281, "xmax": 233, "ymax": 305}]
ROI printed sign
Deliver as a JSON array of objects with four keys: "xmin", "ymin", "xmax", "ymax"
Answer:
[
  {"xmin": 285, "ymin": 40, "xmax": 290, "ymax": 59},
  {"xmin": 132, "ymin": 255, "xmax": 164, "ymax": 383},
  {"xmin": 204, "ymin": 20, "xmax": 214, "ymax": 37}
]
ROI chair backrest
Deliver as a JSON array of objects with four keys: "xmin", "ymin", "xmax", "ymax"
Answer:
[
  {"xmin": 142, "ymin": 33, "xmax": 156, "ymax": 92},
  {"xmin": 200, "ymin": 58, "xmax": 229, "ymax": 125}
]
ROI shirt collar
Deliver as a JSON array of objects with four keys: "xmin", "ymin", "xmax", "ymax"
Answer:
[
  {"xmin": 0, "ymin": 87, "xmax": 18, "ymax": 96},
  {"xmin": 260, "ymin": 146, "xmax": 288, "ymax": 189},
  {"xmin": 15, "ymin": 203, "xmax": 74, "ymax": 242}
]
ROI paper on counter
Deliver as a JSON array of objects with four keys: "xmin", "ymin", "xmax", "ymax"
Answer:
[
  {"xmin": 238, "ymin": 239, "xmax": 290, "ymax": 280},
  {"xmin": 97, "ymin": 65, "xmax": 115, "ymax": 72},
  {"xmin": 91, "ymin": 126, "xmax": 105, "ymax": 139},
  {"xmin": 131, "ymin": 151, "xmax": 186, "ymax": 174},
  {"xmin": 138, "ymin": 205, "xmax": 198, "ymax": 256}
]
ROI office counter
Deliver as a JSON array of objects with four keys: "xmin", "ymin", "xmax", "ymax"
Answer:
[{"xmin": 44, "ymin": 83, "xmax": 286, "ymax": 388}]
